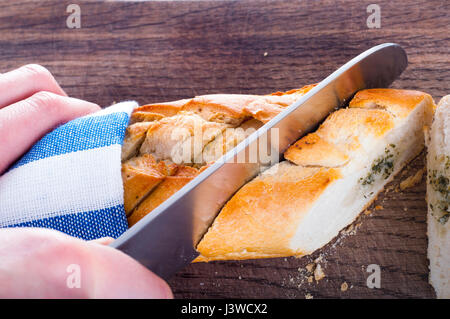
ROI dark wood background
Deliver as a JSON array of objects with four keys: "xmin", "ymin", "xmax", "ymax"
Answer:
[{"xmin": 1, "ymin": 0, "xmax": 448, "ymax": 298}]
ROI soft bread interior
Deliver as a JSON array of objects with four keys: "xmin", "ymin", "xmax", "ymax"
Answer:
[{"xmin": 427, "ymin": 95, "xmax": 450, "ymax": 299}]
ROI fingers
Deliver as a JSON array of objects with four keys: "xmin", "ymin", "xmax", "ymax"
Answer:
[
  {"xmin": 0, "ymin": 92, "xmax": 100, "ymax": 173},
  {"xmin": 0, "ymin": 64, "xmax": 67, "ymax": 108},
  {"xmin": 0, "ymin": 228, "xmax": 173, "ymax": 299},
  {"xmin": 86, "ymin": 242, "xmax": 174, "ymax": 299}
]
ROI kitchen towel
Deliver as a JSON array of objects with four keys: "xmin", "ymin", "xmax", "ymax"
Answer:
[{"xmin": 0, "ymin": 101, "xmax": 137, "ymax": 240}]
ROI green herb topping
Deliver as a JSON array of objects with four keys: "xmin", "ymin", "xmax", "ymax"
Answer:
[
  {"xmin": 359, "ymin": 145, "xmax": 396, "ymax": 186},
  {"xmin": 428, "ymin": 165, "xmax": 450, "ymax": 225}
]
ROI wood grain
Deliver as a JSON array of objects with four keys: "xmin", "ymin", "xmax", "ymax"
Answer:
[{"xmin": 0, "ymin": 0, "xmax": 448, "ymax": 298}]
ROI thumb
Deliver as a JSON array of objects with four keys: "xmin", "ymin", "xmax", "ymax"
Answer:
[{"xmin": 85, "ymin": 242, "xmax": 173, "ymax": 299}]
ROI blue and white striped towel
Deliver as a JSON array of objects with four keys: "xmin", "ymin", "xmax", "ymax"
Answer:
[{"xmin": 0, "ymin": 101, "xmax": 138, "ymax": 240}]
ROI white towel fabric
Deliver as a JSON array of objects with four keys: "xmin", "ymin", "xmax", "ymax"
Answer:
[{"xmin": 0, "ymin": 101, "xmax": 138, "ymax": 240}]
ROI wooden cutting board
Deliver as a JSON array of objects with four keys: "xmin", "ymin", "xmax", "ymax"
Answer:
[{"xmin": 1, "ymin": 0, "xmax": 448, "ymax": 298}]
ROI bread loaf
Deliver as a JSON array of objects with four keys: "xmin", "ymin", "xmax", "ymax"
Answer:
[
  {"xmin": 123, "ymin": 86, "xmax": 315, "ymax": 224},
  {"xmin": 121, "ymin": 87, "xmax": 435, "ymax": 264},
  {"xmin": 426, "ymin": 95, "xmax": 450, "ymax": 299},
  {"xmin": 195, "ymin": 89, "xmax": 434, "ymax": 261}
]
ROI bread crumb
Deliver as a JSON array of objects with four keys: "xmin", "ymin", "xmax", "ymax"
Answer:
[
  {"xmin": 263, "ymin": 52, "xmax": 268, "ymax": 56},
  {"xmin": 364, "ymin": 209, "xmax": 372, "ymax": 215},
  {"xmin": 375, "ymin": 205, "xmax": 383, "ymax": 210},
  {"xmin": 341, "ymin": 282, "xmax": 348, "ymax": 292},
  {"xmin": 314, "ymin": 256, "xmax": 323, "ymax": 263},
  {"xmin": 308, "ymin": 276, "xmax": 314, "ymax": 283},
  {"xmin": 400, "ymin": 168, "xmax": 425, "ymax": 191},
  {"xmin": 305, "ymin": 263, "xmax": 315, "ymax": 273},
  {"xmin": 305, "ymin": 293, "xmax": 313, "ymax": 299},
  {"xmin": 344, "ymin": 224, "xmax": 354, "ymax": 234},
  {"xmin": 314, "ymin": 264, "xmax": 325, "ymax": 281}
]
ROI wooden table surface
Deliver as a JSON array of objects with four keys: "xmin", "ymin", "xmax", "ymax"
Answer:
[{"xmin": 1, "ymin": 0, "xmax": 448, "ymax": 298}]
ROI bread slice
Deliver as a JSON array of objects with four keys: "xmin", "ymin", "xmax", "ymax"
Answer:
[
  {"xmin": 121, "ymin": 155, "xmax": 177, "ymax": 215},
  {"xmin": 121, "ymin": 122, "xmax": 154, "ymax": 161},
  {"xmin": 195, "ymin": 89, "xmax": 435, "ymax": 262},
  {"xmin": 128, "ymin": 165, "xmax": 201, "ymax": 226},
  {"xmin": 243, "ymin": 85, "xmax": 315, "ymax": 123},
  {"xmin": 181, "ymin": 94, "xmax": 257, "ymax": 126},
  {"xmin": 426, "ymin": 95, "xmax": 450, "ymax": 299},
  {"xmin": 139, "ymin": 112, "xmax": 229, "ymax": 164},
  {"xmin": 201, "ymin": 118, "xmax": 264, "ymax": 164}
]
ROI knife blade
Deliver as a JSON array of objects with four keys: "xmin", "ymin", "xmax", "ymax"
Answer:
[{"xmin": 111, "ymin": 43, "xmax": 408, "ymax": 279}]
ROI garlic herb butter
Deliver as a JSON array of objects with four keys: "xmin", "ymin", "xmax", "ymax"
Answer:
[
  {"xmin": 428, "ymin": 155, "xmax": 450, "ymax": 225},
  {"xmin": 360, "ymin": 144, "xmax": 396, "ymax": 186}
]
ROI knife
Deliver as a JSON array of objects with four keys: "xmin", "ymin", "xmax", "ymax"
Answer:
[{"xmin": 111, "ymin": 43, "xmax": 408, "ymax": 279}]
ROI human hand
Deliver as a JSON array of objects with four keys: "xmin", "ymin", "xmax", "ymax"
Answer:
[
  {"xmin": 0, "ymin": 64, "xmax": 100, "ymax": 174},
  {"xmin": 0, "ymin": 65, "xmax": 172, "ymax": 298},
  {"xmin": 0, "ymin": 228, "xmax": 173, "ymax": 298}
]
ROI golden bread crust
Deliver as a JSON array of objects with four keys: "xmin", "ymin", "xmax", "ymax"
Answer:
[
  {"xmin": 181, "ymin": 94, "xmax": 257, "ymax": 125},
  {"xmin": 128, "ymin": 165, "xmax": 199, "ymax": 226},
  {"xmin": 122, "ymin": 155, "xmax": 177, "ymax": 215},
  {"xmin": 243, "ymin": 85, "xmax": 315, "ymax": 123},
  {"xmin": 134, "ymin": 99, "xmax": 191, "ymax": 117},
  {"xmin": 349, "ymin": 88, "xmax": 433, "ymax": 118},
  {"xmin": 195, "ymin": 164, "xmax": 341, "ymax": 261},
  {"xmin": 284, "ymin": 133, "xmax": 349, "ymax": 167},
  {"xmin": 129, "ymin": 112, "xmax": 164, "ymax": 125},
  {"xmin": 269, "ymin": 84, "xmax": 316, "ymax": 96}
]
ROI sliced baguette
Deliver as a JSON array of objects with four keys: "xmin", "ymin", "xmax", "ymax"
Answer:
[
  {"xmin": 123, "ymin": 86, "xmax": 313, "ymax": 223},
  {"xmin": 426, "ymin": 95, "xmax": 450, "ymax": 299},
  {"xmin": 195, "ymin": 89, "xmax": 435, "ymax": 262},
  {"xmin": 121, "ymin": 88, "xmax": 435, "ymax": 265}
]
